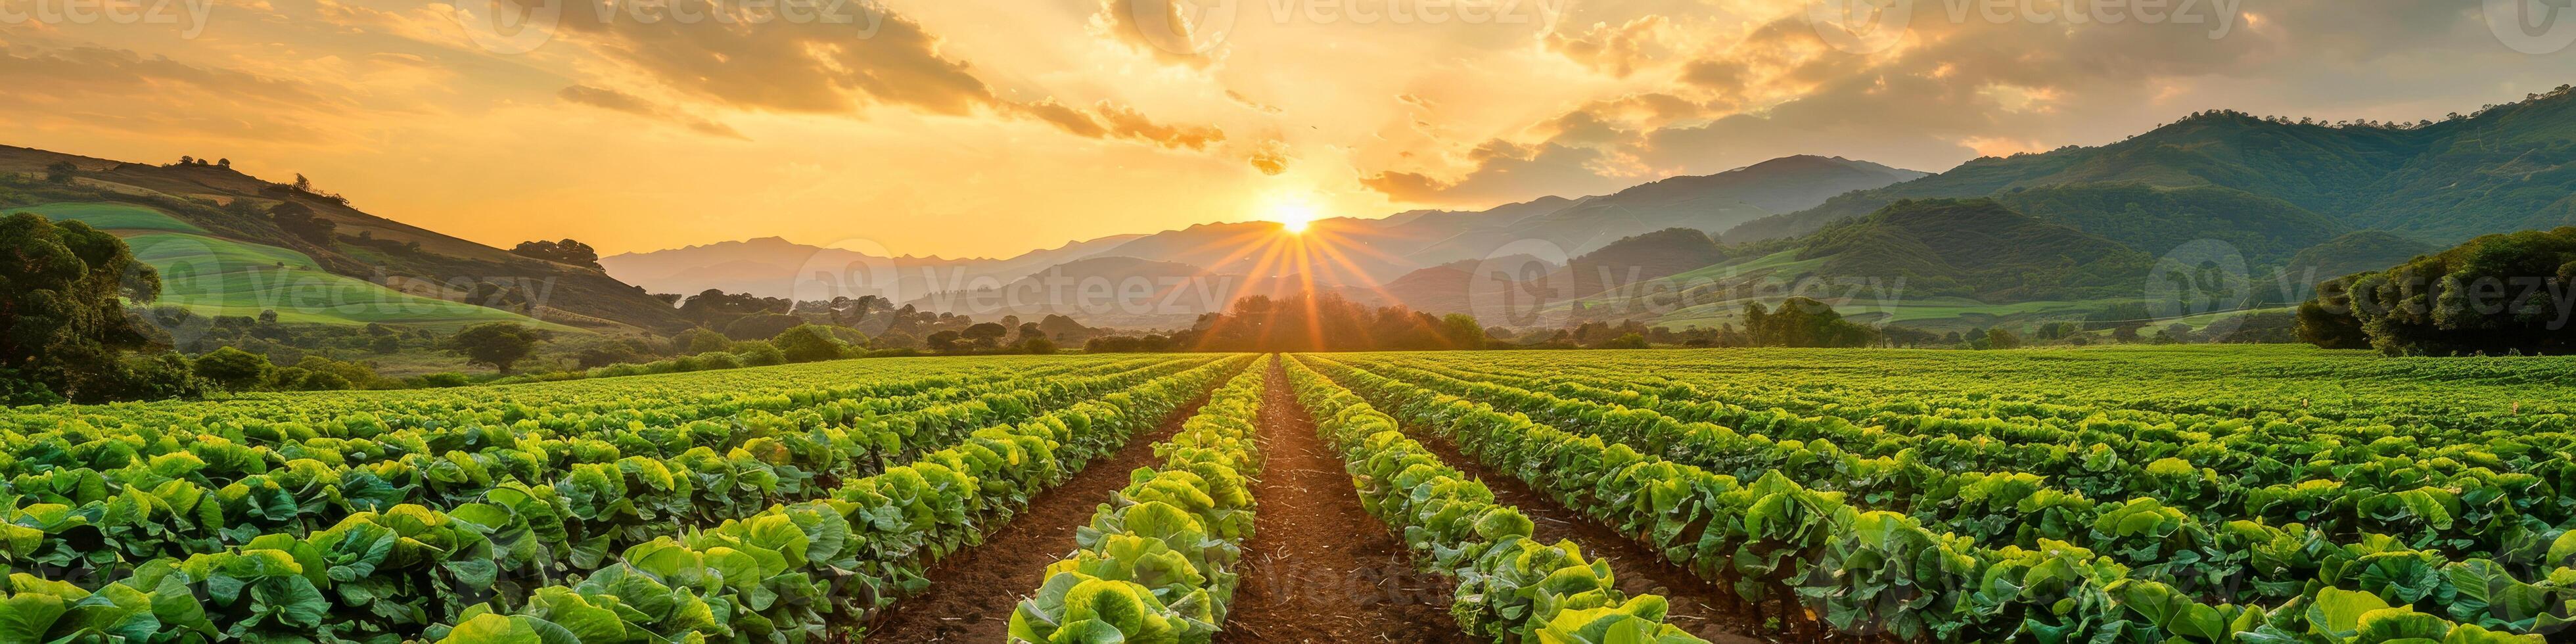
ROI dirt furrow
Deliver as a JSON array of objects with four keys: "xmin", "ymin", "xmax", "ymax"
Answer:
[
  {"xmin": 1215, "ymin": 360, "xmax": 1477, "ymax": 644},
  {"xmin": 861, "ymin": 388, "xmax": 1220, "ymax": 643}
]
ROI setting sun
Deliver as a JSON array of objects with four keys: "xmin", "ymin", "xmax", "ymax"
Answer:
[{"xmin": 1268, "ymin": 198, "xmax": 1317, "ymax": 234}]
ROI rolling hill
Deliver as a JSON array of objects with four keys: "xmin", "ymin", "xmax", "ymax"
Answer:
[
  {"xmin": 0, "ymin": 147, "xmax": 681, "ymax": 331},
  {"xmin": 1724, "ymin": 87, "xmax": 2576, "ymax": 246}
]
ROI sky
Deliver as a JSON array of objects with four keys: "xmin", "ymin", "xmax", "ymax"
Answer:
[{"xmin": 5, "ymin": 0, "xmax": 2576, "ymax": 258}]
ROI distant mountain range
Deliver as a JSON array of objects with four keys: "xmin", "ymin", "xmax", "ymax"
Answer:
[{"xmin": 603, "ymin": 156, "xmax": 1927, "ymax": 326}]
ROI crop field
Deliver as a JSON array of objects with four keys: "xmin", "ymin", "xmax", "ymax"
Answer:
[{"xmin": 1, "ymin": 347, "xmax": 2570, "ymax": 643}]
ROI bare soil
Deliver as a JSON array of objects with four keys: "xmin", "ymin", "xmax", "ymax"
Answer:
[
  {"xmin": 1214, "ymin": 361, "xmax": 1479, "ymax": 644},
  {"xmin": 861, "ymin": 389, "xmax": 1218, "ymax": 643}
]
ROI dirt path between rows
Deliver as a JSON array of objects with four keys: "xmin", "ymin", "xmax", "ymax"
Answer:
[
  {"xmin": 861, "ymin": 387, "xmax": 1220, "ymax": 643},
  {"xmin": 1215, "ymin": 360, "xmax": 1477, "ymax": 644},
  {"xmin": 1408, "ymin": 429, "xmax": 1774, "ymax": 644}
]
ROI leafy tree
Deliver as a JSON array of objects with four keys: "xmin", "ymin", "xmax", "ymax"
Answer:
[
  {"xmin": 43, "ymin": 161, "xmax": 77, "ymax": 184},
  {"xmin": 1601, "ymin": 333, "xmax": 1650, "ymax": 350},
  {"xmin": 2295, "ymin": 297, "xmax": 2370, "ymax": 350},
  {"xmin": 445, "ymin": 322, "xmax": 550, "ymax": 373},
  {"xmin": 192, "ymin": 346, "xmax": 271, "ymax": 391},
  {"xmin": 1986, "ymin": 328, "xmax": 2025, "ymax": 349},
  {"xmin": 510, "ymin": 239, "xmax": 603, "ymax": 269},
  {"xmin": 0, "ymin": 213, "xmax": 166, "ymax": 400},
  {"xmin": 926, "ymin": 330, "xmax": 963, "ymax": 352},
  {"xmin": 673, "ymin": 327, "xmax": 731, "ymax": 354},
  {"xmin": 720, "ymin": 313, "xmax": 802, "ymax": 341},
  {"xmin": 2303, "ymin": 227, "xmax": 2576, "ymax": 356},
  {"xmin": 268, "ymin": 202, "xmax": 336, "ymax": 244},
  {"xmin": 1440, "ymin": 313, "xmax": 1486, "ymax": 349},
  {"xmin": 771, "ymin": 324, "xmax": 857, "ymax": 363},
  {"xmin": 1742, "ymin": 298, "xmax": 1877, "ymax": 348},
  {"xmin": 962, "ymin": 323, "xmax": 1009, "ymax": 349}
]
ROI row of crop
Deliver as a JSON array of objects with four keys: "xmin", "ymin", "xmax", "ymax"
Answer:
[
  {"xmin": 1321, "ymin": 357, "xmax": 2576, "ymax": 631},
  {"xmin": 0, "ymin": 356, "xmax": 1251, "ymax": 643},
  {"xmin": 0, "ymin": 357, "xmax": 1161, "ymax": 496},
  {"xmin": 1305, "ymin": 356, "xmax": 2554, "ymax": 643},
  {"xmin": 1360, "ymin": 358, "xmax": 2576, "ymax": 566},
  {"xmin": 0, "ymin": 355, "xmax": 1150, "ymax": 442},
  {"xmin": 1007, "ymin": 357, "xmax": 1271, "ymax": 642},
  {"xmin": 1281, "ymin": 356, "xmax": 1708, "ymax": 644},
  {"xmin": 1406, "ymin": 350, "xmax": 2568, "ymax": 434},
  {"xmin": 1401, "ymin": 357, "xmax": 2576, "ymax": 497},
  {"xmin": 0, "ymin": 357, "xmax": 1212, "ymax": 587}
]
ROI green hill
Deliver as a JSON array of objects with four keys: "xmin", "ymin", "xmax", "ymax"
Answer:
[
  {"xmin": 0, "ymin": 147, "xmax": 686, "ymax": 331},
  {"xmin": 1799, "ymin": 198, "xmax": 2153, "ymax": 302},
  {"xmin": 1989, "ymin": 183, "xmax": 2347, "ymax": 266},
  {"xmin": 1724, "ymin": 87, "xmax": 2576, "ymax": 246}
]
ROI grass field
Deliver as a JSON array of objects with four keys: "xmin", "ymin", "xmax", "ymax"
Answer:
[
  {"xmin": 12, "ymin": 201, "xmax": 209, "ymax": 233},
  {"xmin": 7, "ymin": 200, "xmax": 553, "ymax": 328}
]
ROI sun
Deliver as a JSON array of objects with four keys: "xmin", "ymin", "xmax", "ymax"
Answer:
[{"xmin": 1267, "ymin": 196, "xmax": 1316, "ymax": 234}]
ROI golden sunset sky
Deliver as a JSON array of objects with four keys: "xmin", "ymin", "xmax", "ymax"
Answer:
[{"xmin": 5, "ymin": 0, "xmax": 2573, "ymax": 258}]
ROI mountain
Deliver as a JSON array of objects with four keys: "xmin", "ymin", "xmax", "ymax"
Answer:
[
  {"xmin": 1987, "ymin": 183, "xmax": 2348, "ymax": 266},
  {"xmin": 1798, "ymin": 198, "xmax": 2152, "ymax": 302},
  {"xmin": 1551, "ymin": 228, "xmax": 1732, "ymax": 300},
  {"xmin": 0, "ymin": 145, "xmax": 684, "ymax": 331},
  {"xmin": 2277, "ymin": 230, "xmax": 2436, "ymax": 281},
  {"xmin": 1395, "ymin": 156, "xmax": 1925, "ymax": 266},
  {"xmin": 1725, "ymin": 88, "xmax": 2576, "ymax": 245},
  {"xmin": 597, "ymin": 234, "xmax": 1149, "ymax": 304}
]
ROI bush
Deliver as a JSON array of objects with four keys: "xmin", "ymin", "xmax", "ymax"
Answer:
[
  {"xmin": 733, "ymin": 342, "xmax": 785, "ymax": 366},
  {"xmin": 193, "ymin": 346, "xmax": 272, "ymax": 391},
  {"xmin": 693, "ymin": 351, "xmax": 743, "ymax": 370},
  {"xmin": 1599, "ymin": 333, "xmax": 1650, "ymax": 350},
  {"xmin": 412, "ymin": 373, "xmax": 475, "ymax": 388},
  {"xmin": 673, "ymin": 327, "xmax": 731, "ymax": 354},
  {"xmin": 0, "ymin": 368, "xmax": 64, "ymax": 407}
]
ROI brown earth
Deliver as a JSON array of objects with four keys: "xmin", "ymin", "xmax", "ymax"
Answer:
[
  {"xmin": 860, "ymin": 388, "xmax": 1218, "ymax": 642},
  {"xmin": 1214, "ymin": 361, "xmax": 1479, "ymax": 644}
]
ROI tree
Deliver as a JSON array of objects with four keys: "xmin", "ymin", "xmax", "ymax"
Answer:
[
  {"xmin": 1742, "ymin": 298, "xmax": 1877, "ymax": 348},
  {"xmin": 1601, "ymin": 333, "xmax": 1650, "ymax": 350},
  {"xmin": 926, "ymin": 330, "xmax": 963, "ymax": 352},
  {"xmin": 721, "ymin": 313, "xmax": 802, "ymax": 341},
  {"xmin": 268, "ymin": 202, "xmax": 336, "ymax": 244},
  {"xmin": 0, "ymin": 213, "xmax": 165, "ymax": 400},
  {"xmin": 292, "ymin": 173, "xmax": 313, "ymax": 192},
  {"xmin": 1440, "ymin": 313, "xmax": 1486, "ymax": 349},
  {"xmin": 1986, "ymin": 328, "xmax": 2025, "ymax": 350},
  {"xmin": 509, "ymin": 239, "xmax": 603, "ymax": 269},
  {"xmin": 962, "ymin": 323, "xmax": 1009, "ymax": 349},
  {"xmin": 673, "ymin": 327, "xmax": 731, "ymax": 354},
  {"xmin": 771, "ymin": 324, "xmax": 856, "ymax": 363},
  {"xmin": 192, "ymin": 347, "xmax": 271, "ymax": 391},
  {"xmin": 445, "ymin": 322, "xmax": 549, "ymax": 373},
  {"xmin": 43, "ymin": 161, "xmax": 78, "ymax": 184}
]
